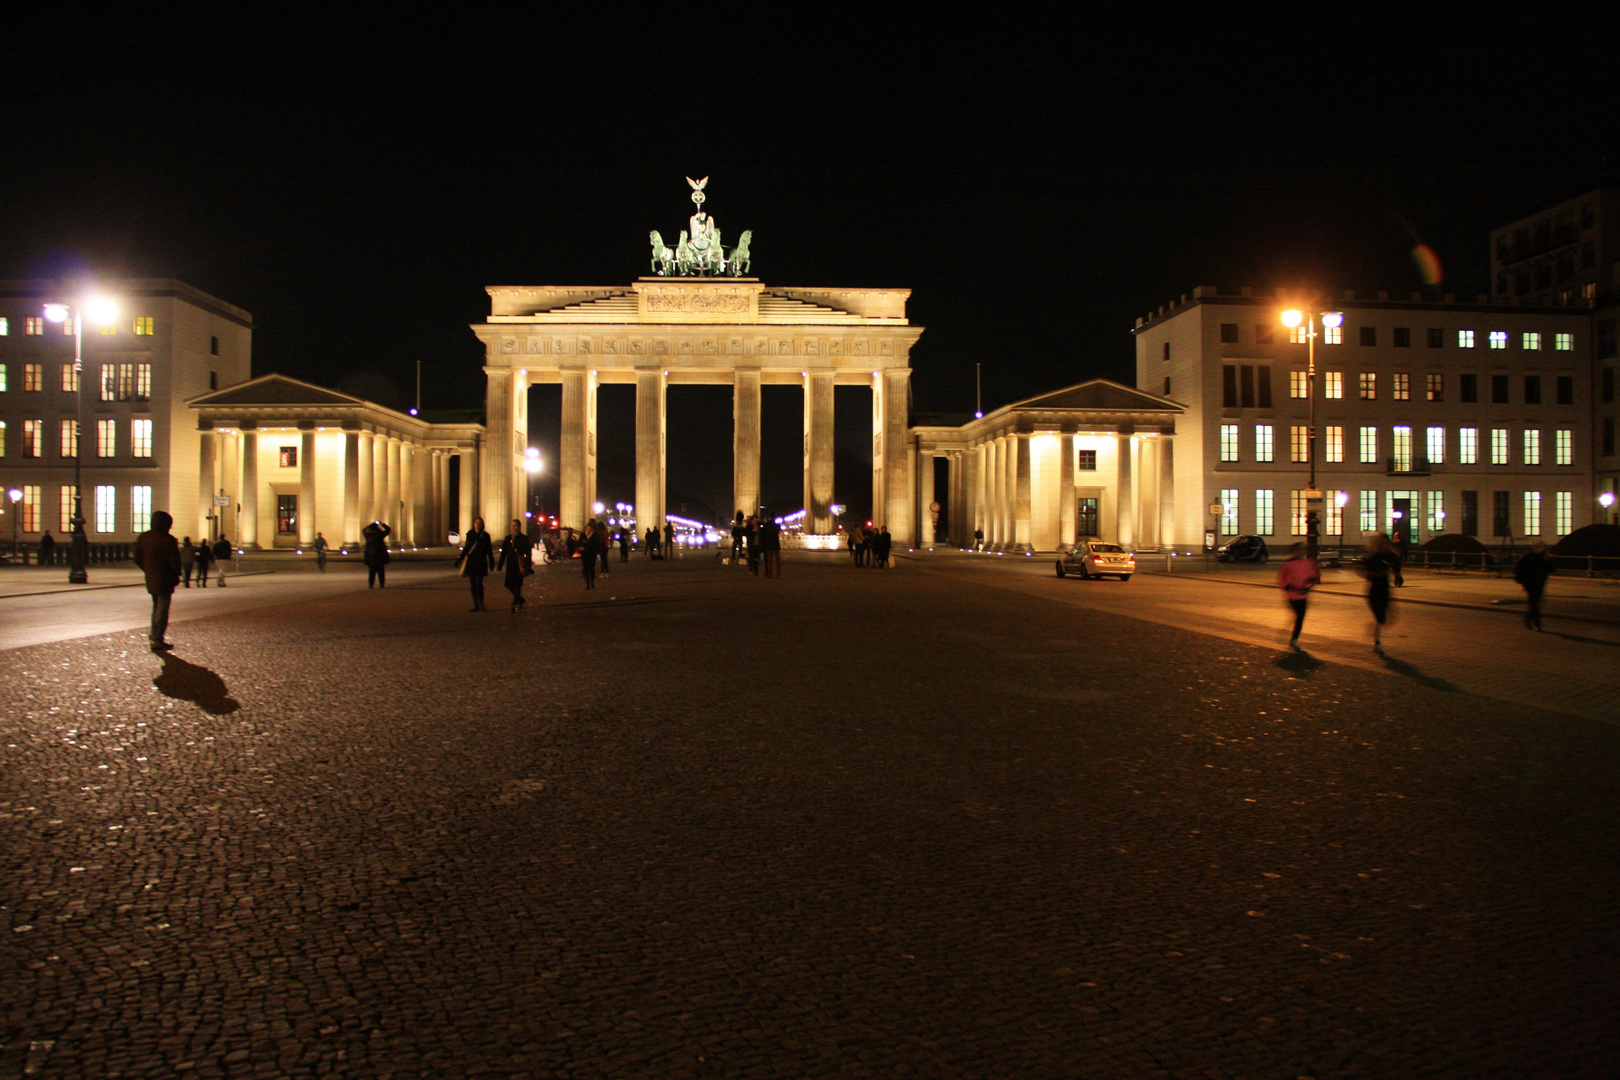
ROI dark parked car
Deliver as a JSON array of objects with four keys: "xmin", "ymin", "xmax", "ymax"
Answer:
[{"xmin": 1216, "ymin": 535, "xmax": 1269, "ymax": 563}]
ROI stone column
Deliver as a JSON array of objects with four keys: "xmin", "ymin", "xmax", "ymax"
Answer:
[
  {"xmin": 1001, "ymin": 436, "xmax": 1016, "ymax": 547},
  {"xmin": 458, "ymin": 449, "xmax": 476, "ymax": 537},
  {"xmin": 804, "ymin": 371, "xmax": 835, "ymax": 534},
  {"xmin": 917, "ymin": 453, "xmax": 934, "ymax": 546},
  {"xmin": 298, "ymin": 426, "xmax": 317, "ymax": 545},
  {"xmin": 401, "ymin": 444, "xmax": 416, "ymax": 545},
  {"xmin": 987, "ymin": 439, "xmax": 1001, "ymax": 547},
  {"xmin": 636, "ymin": 369, "xmax": 666, "ymax": 530},
  {"xmin": 356, "ymin": 431, "xmax": 373, "ymax": 532},
  {"xmin": 1116, "ymin": 433, "xmax": 1135, "ymax": 548},
  {"xmin": 871, "ymin": 376, "xmax": 885, "ymax": 527},
  {"xmin": 343, "ymin": 430, "xmax": 361, "ymax": 547},
  {"xmin": 481, "ymin": 368, "xmax": 515, "ymax": 530},
  {"xmin": 732, "ymin": 368, "xmax": 761, "ymax": 521},
  {"xmin": 386, "ymin": 437, "xmax": 402, "ymax": 536},
  {"xmin": 434, "ymin": 451, "xmax": 448, "ymax": 543},
  {"xmin": 240, "ymin": 428, "xmax": 259, "ymax": 549},
  {"xmin": 974, "ymin": 443, "xmax": 987, "ymax": 545},
  {"xmin": 1013, "ymin": 435, "xmax": 1032, "ymax": 550},
  {"xmin": 198, "ymin": 429, "xmax": 216, "ymax": 541},
  {"xmin": 560, "ymin": 370, "xmax": 595, "ymax": 530},
  {"xmin": 371, "ymin": 432, "xmax": 387, "ymax": 528},
  {"xmin": 1059, "ymin": 434, "xmax": 1077, "ymax": 548},
  {"xmin": 1158, "ymin": 437, "xmax": 1176, "ymax": 548},
  {"xmin": 880, "ymin": 370, "xmax": 912, "ymax": 543}
]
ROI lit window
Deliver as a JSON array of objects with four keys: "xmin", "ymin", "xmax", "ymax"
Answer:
[
  {"xmin": 1220, "ymin": 489, "xmax": 1239, "ymax": 535},
  {"xmin": 279, "ymin": 446, "xmax": 299, "ymax": 468},
  {"xmin": 100, "ymin": 365, "xmax": 117, "ymax": 402},
  {"xmin": 0, "ymin": 364, "xmax": 6, "ymax": 391},
  {"xmin": 131, "ymin": 486, "xmax": 152, "ymax": 533},
  {"xmin": 1490, "ymin": 428, "xmax": 1509, "ymax": 465},
  {"xmin": 1289, "ymin": 325, "xmax": 1308, "ymax": 345},
  {"xmin": 1426, "ymin": 373, "xmax": 1443, "ymax": 401},
  {"xmin": 1220, "ymin": 424, "xmax": 1240, "ymax": 462},
  {"xmin": 1555, "ymin": 429, "xmax": 1572, "ymax": 466},
  {"xmin": 1523, "ymin": 429, "xmax": 1541, "ymax": 465},
  {"xmin": 1255, "ymin": 489, "xmax": 1275, "ymax": 535},
  {"xmin": 20, "ymin": 486, "xmax": 41, "ymax": 532},
  {"xmin": 24, "ymin": 363, "xmax": 43, "ymax": 392},
  {"xmin": 59, "ymin": 419, "xmax": 78, "ymax": 457},
  {"xmin": 1291, "ymin": 425, "xmax": 1309, "ymax": 463},
  {"xmin": 99, "ymin": 324, "xmax": 117, "ymax": 336},
  {"xmin": 1427, "ymin": 426, "xmax": 1445, "ymax": 465},
  {"xmin": 1254, "ymin": 424, "xmax": 1274, "ymax": 463},
  {"xmin": 1427, "ymin": 491, "xmax": 1446, "ymax": 535},
  {"xmin": 1359, "ymin": 372, "xmax": 1376, "ymax": 400},
  {"xmin": 61, "ymin": 319, "xmax": 73, "ymax": 336},
  {"xmin": 26, "ymin": 317, "xmax": 44, "ymax": 335},
  {"xmin": 1392, "ymin": 426, "xmax": 1413, "ymax": 471},
  {"xmin": 136, "ymin": 364, "xmax": 151, "ymax": 400},
  {"xmin": 22, "ymin": 419, "xmax": 43, "ymax": 457},
  {"xmin": 1555, "ymin": 492, "xmax": 1572, "ymax": 535},
  {"xmin": 59, "ymin": 486, "xmax": 77, "ymax": 532},
  {"xmin": 98, "ymin": 419, "xmax": 117, "ymax": 457},
  {"xmin": 1458, "ymin": 329, "xmax": 1476, "ymax": 348},
  {"xmin": 95, "ymin": 486, "xmax": 116, "ymax": 533},
  {"xmin": 1488, "ymin": 331, "xmax": 1507, "ymax": 349},
  {"xmin": 1324, "ymin": 371, "xmax": 1343, "ymax": 399},
  {"xmin": 1326, "ymin": 491, "xmax": 1344, "ymax": 536},
  {"xmin": 133, "ymin": 316, "xmax": 154, "ymax": 336},
  {"xmin": 0, "ymin": 317, "xmax": 7, "ymax": 335},
  {"xmin": 0, "ymin": 420, "xmax": 6, "ymax": 455},
  {"xmin": 132, "ymin": 419, "xmax": 153, "ymax": 458},
  {"xmin": 1555, "ymin": 333, "xmax": 1573, "ymax": 351},
  {"xmin": 1325, "ymin": 425, "xmax": 1344, "ymax": 463},
  {"xmin": 60, "ymin": 363, "xmax": 78, "ymax": 393},
  {"xmin": 1391, "ymin": 372, "xmax": 1410, "ymax": 401},
  {"xmin": 1323, "ymin": 325, "xmax": 1342, "ymax": 345},
  {"xmin": 1360, "ymin": 491, "xmax": 1378, "ymax": 534},
  {"xmin": 1523, "ymin": 491, "xmax": 1541, "ymax": 536},
  {"xmin": 1290, "ymin": 490, "xmax": 1308, "ymax": 535},
  {"xmin": 1459, "ymin": 427, "xmax": 1478, "ymax": 464},
  {"xmin": 1290, "ymin": 371, "xmax": 1308, "ymax": 398},
  {"xmin": 1359, "ymin": 426, "xmax": 1378, "ymax": 464},
  {"xmin": 1524, "ymin": 332, "xmax": 1542, "ymax": 350}
]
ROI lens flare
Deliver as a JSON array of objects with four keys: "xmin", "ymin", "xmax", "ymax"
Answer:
[{"xmin": 1411, "ymin": 243, "xmax": 1443, "ymax": 286}]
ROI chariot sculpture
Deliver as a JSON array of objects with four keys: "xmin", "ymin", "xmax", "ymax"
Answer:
[{"xmin": 649, "ymin": 177, "xmax": 753, "ymax": 277}]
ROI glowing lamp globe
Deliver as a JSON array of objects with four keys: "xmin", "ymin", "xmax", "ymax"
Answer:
[{"xmin": 1280, "ymin": 310, "xmax": 1303, "ymax": 328}]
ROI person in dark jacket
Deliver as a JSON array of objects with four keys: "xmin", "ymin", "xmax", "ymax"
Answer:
[
  {"xmin": 133, "ymin": 510, "xmax": 182, "ymax": 652},
  {"xmin": 194, "ymin": 538, "xmax": 212, "ymax": 587},
  {"xmin": 38, "ymin": 530, "xmax": 55, "ymax": 567},
  {"xmin": 1363, "ymin": 533, "xmax": 1400, "ymax": 653},
  {"xmin": 211, "ymin": 535, "xmax": 232, "ymax": 587},
  {"xmin": 457, "ymin": 516, "xmax": 494, "ymax": 611},
  {"xmin": 497, "ymin": 518, "xmax": 533, "ymax": 612},
  {"xmin": 1515, "ymin": 540, "xmax": 1554, "ymax": 631},
  {"xmin": 362, "ymin": 521, "xmax": 391, "ymax": 588},
  {"xmin": 179, "ymin": 537, "xmax": 196, "ymax": 587},
  {"xmin": 759, "ymin": 516, "xmax": 782, "ymax": 578},
  {"xmin": 581, "ymin": 522, "xmax": 605, "ymax": 588}
]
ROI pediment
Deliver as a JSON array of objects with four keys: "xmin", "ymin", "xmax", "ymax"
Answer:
[
  {"xmin": 189, "ymin": 374, "xmax": 366, "ymax": 408},
  {"xmin": 1009, "ymin": 378, "xmax": 1181, "ymax": 414}
]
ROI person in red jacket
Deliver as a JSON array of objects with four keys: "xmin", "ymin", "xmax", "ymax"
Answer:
[
  {"xmin": 1276, "ymin": 541, "xmax": 1321, "ymax": 651},
  {"xmin": 133, "ymin": 510, "xmax": 183, "ymax": 652}
]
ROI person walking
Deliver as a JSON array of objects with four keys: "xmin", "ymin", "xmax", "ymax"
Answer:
[
  {"xmin": 312, "ymin": 532, "xmax": 328, "ymax": 572},
  {"xmin": 497, "ymin": 518, "xmax": 533, "ymax": 612},
  {"xmin": 179, "ymin": 537, "xmax": 196, "ymax": 587},
  {"xmin": 38, "ymin": 530, "xmax": 55, "ymax": 567},
  {"xmin": 618, "ymin": 527, "xmax": 630, "ymax": 563},
  {"xmin": 457, "ymin": 516, "xmax": 494, "ymax": 611},
  {"xmin": 760, "ymin": 515, "xmax": 782, "ymax": 578},
  {"xmin": 875, "ymin": 526, "xmax": 892, "ymax": 569},
  {"xmin": 194, "ymin": 538, "xmax": 212, "ymax": 588},
  {"xmin": 730, "ymin": 512, "xmax": 745, "ymax": 566},
  {"xmin": 598, "ymin": 525, "xmax": 611, "ymax": 577},
  {"xmin": 973, "ymin": 526, "xmax": 984, "ymax": 553},
  {"xmin": 581, "ymin": 522, "xmax": 604, "ymax": 589},
  {"xmin": 1362, "ymin": 533, "xmax": 1400, "ymax": 653},
  {"xmin": 1276, "ymin": 541, "xmax": 1321, "ymax": 650},
  {"xmin": 663, "ymin": 522, "xmax": 675, "ymax": 560},
  {"xmin": 133, "ymin": 510, "xmax": 182, "ymax": 653},
  {"xmin": 362, "ymin": 520, "xmax": 391, "ymax": 587},
  {"xmin": 1514, "ymin": 540, "xmax": 1554, "ymax": 631},
  {"xmin": 212, "ymin": 535, "xmax": 232, "ymax": 587}
]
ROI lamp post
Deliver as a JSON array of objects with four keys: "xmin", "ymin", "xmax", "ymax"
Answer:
[
  {"xmin": 44, "ymin": 295, "xmax": 118, "ymax": 583},
  {"xmin": 1600, "ymin": 490, "xmax": 1616, "ymax": 526},
  {"xmin": 525, "ymin": 448, "xmax": 542, "ymax": 518},
  {"xmin": 1281, "ymin": 306, "xmax": 1342, "ymax": 553},
  {"xmin": 7, "ymin": 487, "xmax": 21, "ymax": 559}
]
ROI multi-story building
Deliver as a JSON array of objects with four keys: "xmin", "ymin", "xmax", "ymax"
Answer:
[
  {"xmin": 0, "ymin": 280, "xmax": 252, "ymax": 546},
  {"xmin": 1489, "ymin": 188, "xmax": 1620, "ymax": 310},
  {"xmin": 1133, "ymin": 287, "xmax": 1594, "ymax": 549}
]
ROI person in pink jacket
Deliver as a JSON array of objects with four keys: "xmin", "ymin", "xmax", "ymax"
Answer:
[{"xmin": 1277, "ymin": 542, "xmax": 1321, "ymax": 650}]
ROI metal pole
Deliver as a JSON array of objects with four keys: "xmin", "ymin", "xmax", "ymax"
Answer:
[{"xmin": 68, "ymin": 309, "xmax": 89, "ymax": 584}]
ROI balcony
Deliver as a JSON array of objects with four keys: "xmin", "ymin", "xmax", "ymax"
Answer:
[{"xmin": 1386, "ymin": 456, "xmax": 1432, "ymax": 476}]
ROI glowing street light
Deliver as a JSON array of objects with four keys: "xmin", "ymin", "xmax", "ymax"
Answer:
[
  {"xmin": 45, "ymin": 294, "xmax": 119, "ymax": 583},
  {"xmin": 7, "ymin": 487, "xmax": 21, "ymax": 559},
  {"xmin": 1600, "ymin": 490, "xmax": 1616, "ymax": 525},
  {"xmin": 1281, "ymin": 305, "xmax": 1342, "ymax": 551}
]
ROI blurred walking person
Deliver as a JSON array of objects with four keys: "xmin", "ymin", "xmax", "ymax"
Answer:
[
  {"xmin": 582, "ymin": 522, "xmax": 604, "ymax": 589},
  {"xmin": 133, "ymin": 510, "xmax": 182, "ymax": 653},
  {"xmin": 497, "ymin": 518, "xmax": 533, "ymax": 612},
  {"xmin": 212, "ymin": 535, "xmax": 232, "ymax": 587},
  {"xmin": 1362, "ymin": 533, "xmax": 1400, "ymax": 653},
  {"xmin": 38, "ymin": 530, "xmax": 55, "ymax": 567},
  {"xmin": 457, "ymin": 516, "xmax": 493, "ymax": 611},
  {"xmin": 1515, "ymin": 540, "xmax": 1554, "ymax": 631},
  {"xmin": 363, "ymin": 520, "xmax": 391, "ymax": 587},
  {"xmin": 180, "ymin": 536, "xmax": 196, "ymax": 588},
  {"xmin": 312, "ymin": 532, "xmax": 328, "ymax": 571},
  {"xmin": 194, "ymin": 538, "xmax": 212, "ymax": 588},
  {"xmin": 1276, "ymin": 541, "xmax": 1320, "ymax": 650},
  {"xmin": 760, "ymin": 516, "xmax": 782, "ymax": 578}
]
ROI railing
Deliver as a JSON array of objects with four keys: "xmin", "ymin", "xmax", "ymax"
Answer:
[{"xmin": 2, "ymin": 542, "xmax": 133, "ymax": 566}]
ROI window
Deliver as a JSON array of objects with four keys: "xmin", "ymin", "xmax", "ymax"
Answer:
[
  {"xmin": 1222, "ymin": 365, "xmax": 1237, "ymax": 407},
  {"xmin": 1163, "ymin": 376, "xmax": 1171, "ymax": 396},
  {"xmin": 1459, "ymin": 427, "xmax": 1478, "ymax": 464},
  {"xmin": 1552, "ymin": 428, "xmax": 1571, "ymax": 467},
  {"xmin": 1290, "ymin": 490, "xmax": 1309, "ymax": 535},
  {"xmin": 0, "ymin": 317, "xmax": 6, "ymax": 335},
  {"xmin": 59, "ymin": 419, "xmax": 77, "ymax": 457},
  {"xmin": 1162, "ymin": 342, "xmax": 1170, "ymax": 362},
  {"xmin": 61, "ymin": 319, "xmax": 73, "ymax": 336},
  {"xmin": 1555, "ymin": 332, "xmax": 1573, "ymax": 351},
  {"xmin": 1290, "ymin": 370, "xmax": 1309, "ymax": 398},
  {"xmin": 99, "ymin": 323, "xmax": 118, "ymax": 336},
  {"xmin": 1427, "ymin": 426, "xmax": 1445, "ymax": 465},
  {"xmin": 131, "ymin": 486, "xmax": 152, "ymax": 533},
  {"xmin": 1325, "ymin": 425, "xmax": 1344, "ymax": 463},
  {"xmin": 97, "ymin": 419, "xmax": 117, "ymax": 457},
  {"xmin": 277, "ymin": 494, "xmax": 299, "ymax": 535},
  {"xmin": 1078, "ymin": 449, "xmax": 1097, "ymax": 471},
  {"xmin": 1427, "ymin": 328, "xmax": 1444, "ymax": 348},
  {"xmin": 1523, "ymin": 492, "xmax": 1541, "ymax": 536},
  {"xmin": 1219, "ymin": 424, "xmax": 1240, "ymax": 462},
  {"xmin": 1426, "ymin": 373, "xmax": 1443, "ymax": 401},
  {"xmin": 19, "ymin": 486, "xmax": 41, "ymax": 532},
  {"xmin": 1360, "ymin": 491, "xmax": 1378, "ymax": 534},
  {"xmin": 1290, "ymin": 425, "xmax": 1309, "ymax": 463},
  {"xmin": 1490, "ymin": 428, "xmax": 1509, "ymax": 465},
  {"xmin": 1255, "ymin": 489, "xmax": 1274, "ymax": 535},
  {"xmin": 1223, "ymin": 364, "xmax": 1271, "ymax": 408},
  {"xmin": 1289, "ymin": 324, "xmax": 1308, "ymax": 345},
  {"xmin": 22, "ymin": 419, "xmax": 43, "ymax": 457},
  {"xmin": 210, "ymin": 335, "xmax": 220, "ymax": 356},
  {"xmin": 1254, "ymin": 324, "xmax": 1273, "ymax": 345},
  {"xmin": 0, "ymin": 420, "xmax": 6, "ymax": 455},
  {"xmin": 1427, "ymin": 491, "xmax": 1446, "ymax": 535},
  {"xmin": 1359, "ymin": 372, "xmax": 1377, "ymax": 400},
  {"xmin": 1492, "ymin": 374, "xmax": 1509, "ymax": 404},
  {"xmin": 1604, "ymin": 417, "xmax": 1615, "ymax": 458},
  {"xmin": 1488, "ymin": 331, "xmax": 1507, "ymax": 350},
  {"xmin": 1392, "ymin": 426, "xmax": 1413, "ymax": 471},
  {"xmin": 1523, "ymin": 429, "xmax": 1541, "ymax": 465},
  {"xmin": 136, "ymin": 364, "xmax": 151, "ymax": 401},
  {"xmin": 1493, "ymin": 491, "xmax": 1511, "ymax": 537},
  {"xmin": 279, "ymin": 446, "xmax": 299, "ymax": 468},
  {"xmin": 1393, "ymin": 327, "xmax": 1411, "ymax": 348},
  {"xmin": 24, "ymin": 363, "xmax": 43, "ymax": 392},
  {"xmin": 1257, "ymin": 366, "xmax": 1272, "ymax": 408},
  {"xmin": 209, "ymin": 371, "xmax": 218, "ymax": 390},
  {"xmin": 26, "ymin": 316, "xmax": 44, "ymax": 335},
  {"xmin": 59, "ymin": 486, "xmax": 77, "ymax": 533},
  {"xmin": 100, "ymin": 365, "xmax": 116, "ymax": 402},
  {"xmin": 131, "ymin": 418, "xmax": 153, "ymax": 458},
  {"xmin": 95, "ymin": 486, "xmax": 116, "ymax": 533},
  {"xmin": 1606, "ymin": 368, "xmax": 1615, "ymax": 404},
  {"xmin": 1524, "ymin": 375, "xmax": 1541, "ymax": 405},
  {"xmin": 1255, "ymin": 424, "xmax": 1274, "ymax": 463},
  {"xmin": 1359, "ymin": 426, "xmax": 1378, "ymax": 463},
  {"xmin": 1461, "ymin": 491, "xmax": 1478, "ymax": 536},
  {"xmin": 1556, "ymin": 492, "xmax": 1572, "ymax": 535},
  {"xmin": 133, "ymin": 316, "xmax": 154, "ymax": 336},
  {"xmin": 0, "ymin": 364, "xmax": 6, "ymax": 391},
  {"xmin": 1524, "ymin": 332, "xmax": 1542, "ymax": 351},
  {"xmin": 1324, "ymin": 371, "xmax": 1343, "ymax": 399},
  {"xmin": 1458, "ymin": 330, "xmax": 1475, "ymax": 349},
  {"xmin": 1556, "ymin": 376, "xmax": 1572, "ymax": 405},
  {"xmin": 1326, "ymin": 491, "xmax": 1344, "ymax": 536},
  {"xmin": 1460, "ymin": 373, "xmax": 1477, "ymax": 402},
  {"xmin": 1220, "ymin": 323, "xmax": 1239, "ymax": 343},
  {"xmin": 1391, "ymin": 372, "xmax": 1410, "ymax": 400},
  {"xmin": 60, "ymin": 363, "xmax": 78, "ymax": 393},
  {"xmin": 1386, "ymin": 490, "xmax": 1418, "ymax": 537},
  {"xmin": 1323, "ymin": 324, "xmax": 1342, "ymax": 345},
  {"xmin": 1220, "ymin": 489, "xmax": 1239, "ymax": 535},
  {"xmin": 1360, "ymin": 326, "xmax": 1377, "ymax": 347}
]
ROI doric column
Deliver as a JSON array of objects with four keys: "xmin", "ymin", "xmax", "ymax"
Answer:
[
  {"xmin": 1158, "ymin": 437, "xmax": 1176, "ymax": 548},
  {"xmin": 239, "ymin": 428, "xmax": 259, "ymax": 549},
  {"xmin": 458, "ymin": 449, "xmax": 476, "ymax": 536},
  {"xmin": 917, "ymin": 452, "xmax": 934, "ymax": 546},
  {"xmin": 401, "ymin": 444, "xmax": 417, "ymax": 545},
  {"xmin": 974, "ymin": 443, "xmax": 987, "ymax": 544},
  {"xmin": 481, "ymin": 368, "xmax": 514, "ymax": 530},
  {"xmin": 356, "ymin": 431, "xmax": 374, "ymax": 532},
  {"xmin": 880, "ymin": 370, "xmax": 912, "ymax": 542},
  {"xmin": 343, "ymin": 430, "xmax": 361, "ymax": 547},
  {"xmin": 370, "ymin": 431, "xmax": 387, "ymax": 527},
  {"xmin": 198, "ymin": 429, "xmax": 216, "ymax": 541},
  {"xmin": 1059, "ymin": 434, "xmax": 1076, "ymax": 548},
  {"xmin": 386, "ymin": 437, "xmax": 402, "ymax": 535},
  {"xmin": 636, "ymin": 369, "xmax": 666, "ymax": 529},
  {"xmin": 988, "ymin": 438, "xmax": 1002, "ymax": 547},
  {"xmin": 804, "ymin": 371, "xmax": 835, "ymax": 534},
  {"xmin": 733, "ymin": 368, "xmax": 761, "ymax": 520},
  {"xmin": 1116, "ymin": 433, "xmax": 1135, "ymax": 548},
  {"xmin": 434, "ymin": 451, "xmax": 448, "ymax": 543},
  {"xmin": 559, "ymin": 370, "xmax": 596, "ymax": 530},
  {"xmin": 871, "ymin": 375, "xmax": 885, "ymax": 526},
  {"xmin": 1002, "ymin": 436, "xmax": 1017, "ymax": 547},
  {"xmin": 1013, "ymin": 435, "xmax": 1032, "ymax": 551},
  {"xmin": 298, "ymin": 426, "xmax": 317, "ymax": 545}
]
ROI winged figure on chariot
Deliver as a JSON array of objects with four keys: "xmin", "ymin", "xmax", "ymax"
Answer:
[{"xmin": 649, "ymin": 177, "xmax": 752, "ymax": 277}]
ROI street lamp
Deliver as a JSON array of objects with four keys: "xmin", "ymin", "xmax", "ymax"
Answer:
[
  {"xmin": 1281, "ymin": 306, "xmax": 1342, "ymax": 552},
  {"xmin": 1600, "ymin": 490, "xmax": 1616, "ymax": 525},
  {"xmin": 7, "ymin": 488, "xmax": 21, "ymax": 559},
  {"xmin": 44, "ymin": 295, "xmax": 119, "ymax": 583}
]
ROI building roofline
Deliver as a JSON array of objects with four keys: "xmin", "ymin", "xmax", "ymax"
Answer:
[
  {"xmin": 1131, "ymin": 285, "xmax": 1596, "ymax": 334},
  {"xmin": 0, "ymin": 278, "xmax": 254, "ymax": 328}
]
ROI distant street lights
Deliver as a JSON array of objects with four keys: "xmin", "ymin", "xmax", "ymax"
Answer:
[
  {"xmin": 7, "ymin": 488, "xmax": 21, "ymax": 559},
  {"xmin": 1281, "ymin": 306, "xmax": 1342, "ymax": 550},
  {"xmin": 44, "ymin": 295, "xmax": 119, "ymax": 583},
  {"xmin": 525, "ymin": 447, "xmax": 543, "ymax": 517}
]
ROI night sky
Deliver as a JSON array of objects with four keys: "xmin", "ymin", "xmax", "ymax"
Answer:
[{"xmin": 6, "ymin": 13, "xmax": 1617, "ymax": 520}]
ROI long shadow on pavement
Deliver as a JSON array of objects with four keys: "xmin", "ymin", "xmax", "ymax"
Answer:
[
  {"xmin": 1273, "ymin": 649, "xmax": 1325, "ymax": 678},
  {"xmin": 154, "ymin": 654, "xmax": 240, "ymax": 715},
  {"xmin": 1381, "ymin": 653, "xmax": 1461, "ymax": 692}
]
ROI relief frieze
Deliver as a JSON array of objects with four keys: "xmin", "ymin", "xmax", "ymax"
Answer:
[{"xmin": 643, "ymin": 290, "xmax": 751, "ymax": 313}]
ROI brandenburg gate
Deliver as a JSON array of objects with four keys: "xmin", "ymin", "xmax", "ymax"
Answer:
[{"xmin": 472, "ymin": 180, "xmax": 923, "ymax": 539}]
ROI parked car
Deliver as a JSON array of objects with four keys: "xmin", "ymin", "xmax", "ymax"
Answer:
[
  {"xmin": 1216, "ymin": 535, "xmax": 1269, "ymax": 563},
  {"xmin": 1056, "ymin": 541, "xmax": 1135, "ymax": 580}
]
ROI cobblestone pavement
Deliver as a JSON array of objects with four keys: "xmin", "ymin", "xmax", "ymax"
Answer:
[{"xmin": 3, "ymin": 554, "xmax": 1619, "ymax": 1078}]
